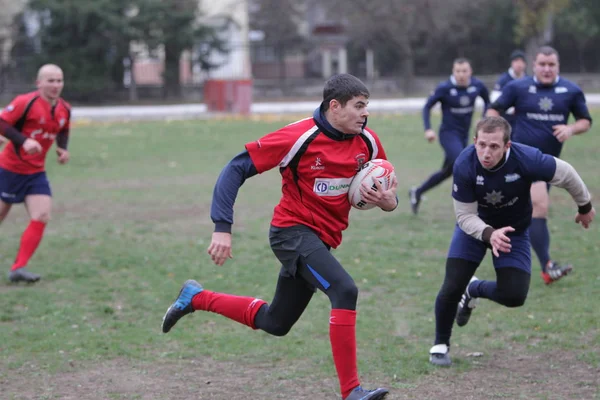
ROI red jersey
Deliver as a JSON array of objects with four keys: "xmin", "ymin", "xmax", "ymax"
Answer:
[
  {"xmin": 0, "ymin": 91, "xmax": 71, "ymax": 174},
  {"xmin": 246, "ymin": 117, "xmax": 388, "ymax": 248}
]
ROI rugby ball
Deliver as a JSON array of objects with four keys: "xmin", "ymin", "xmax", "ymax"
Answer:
[{"xmin": 348, "ymin": 159, "xmax": 396, "ymax": 210}]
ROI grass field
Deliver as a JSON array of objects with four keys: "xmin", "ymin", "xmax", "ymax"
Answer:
[{"xmin": 1, "ymin": 112, "xmax": 599, "ymax": 400}]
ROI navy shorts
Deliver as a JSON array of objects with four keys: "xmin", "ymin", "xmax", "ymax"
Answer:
[
  {"xmin": 447, "ymin": 224, "xmax": 532, "ymax": 273},
  {"xmin": 0, "ymin": 167, "xmax": 52, "ymax": 204}
]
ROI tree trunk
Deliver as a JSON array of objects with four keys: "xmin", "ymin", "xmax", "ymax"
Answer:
[
  {"xmin": 163, "ymin": 45, "xmax": 181, "ymax": 100},
  {"xmin": 397, "ymin": 37, "xmax": 414, "ymax": 95}
]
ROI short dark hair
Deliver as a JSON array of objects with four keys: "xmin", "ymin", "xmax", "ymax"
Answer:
[
  {"xmin": 453, "ymin": 57, "xmax": 471, "ymax": 66},
  {"xmin": 510, "ymin": 49, "xmax": 526, "ymax": 62},
  {"xmin": 322, "ymin": 74, "xmax": 370, "ymax": 111},
  {"xmin": 475, "ymin": 116, "xmax": 511, "ymax": 143},
  {"xmin": 536, "ymin": 46, "xmax": 559, "ymax": 62}
]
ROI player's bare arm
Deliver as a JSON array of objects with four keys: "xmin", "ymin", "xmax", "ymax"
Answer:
[{"xmin": 552, "ymin": 118, "xmax": 591, "ymax": 143}]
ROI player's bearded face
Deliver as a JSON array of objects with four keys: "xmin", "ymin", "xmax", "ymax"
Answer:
[
  {"xmin": 333, "ymin": 96, "xmax": 369, "ymax": 135},
  {"xmin": 534, "ymin": 54, "xmax": 559, "ymax": 85},
  {"xmin": 475, "ymin": 130, "xmax": 510, "ymax": 169},
  {"xmin": 38, "ymin": 71, "xmax": 64, "ymax": 101},
  {"xmin": 452, "ymin": 62, "xmax": 472, "ymax": 87}
]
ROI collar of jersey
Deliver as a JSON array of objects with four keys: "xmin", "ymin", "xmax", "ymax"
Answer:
[
  {"xmin": 450, "ymin": 75, "xmax": 471, "ymax": 88},
  {"xmin": 483, "ymin": 148, "xmax": 511, "ymax": 172},
  {"xmin": 508, "ymin": 68, "xmax": 527, "ymax": 80},
  {"xmin": 533, "ymin": 75, "xmax": 560, "ymax": 86},
  {"xmin": 313, "ymin": 105, "xmax": 363, "ymax": 141}
]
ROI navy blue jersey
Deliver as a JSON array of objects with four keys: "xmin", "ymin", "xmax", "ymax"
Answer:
[
  {"xmin": 423, "ymin": 76, "xmax": 490, "ymax": 134},
  {"xmin": 491, "ymin": 76, "xmax": 592, "ymax": 157},
  {"xmin": 493, "ymin": 69, "xmax": 527, "ymax": 127},
  {"xmin": 452, "ymin": 143, "xmax": 556, "ymax": 232},
  {"xmin": 494, "ymin": 69, "xmax": 525, "ymax": 92}
]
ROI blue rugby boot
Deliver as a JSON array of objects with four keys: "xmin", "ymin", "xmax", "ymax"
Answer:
[
  {"xmin": 162, "ymin": 280, "xmax": 203, "ymax": 333},
  {"xmin": 345, "ymin": 386, "xmax": 389, "ymax": 400}
]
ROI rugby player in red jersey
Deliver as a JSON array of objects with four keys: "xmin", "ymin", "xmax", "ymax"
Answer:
[
  {"xmin": 162, "ymin": 74, "xmax": 397, "ymax": 399},
  {"xmin": 0, "ymin": 64, "xmax": 71, "ymax": 283}
]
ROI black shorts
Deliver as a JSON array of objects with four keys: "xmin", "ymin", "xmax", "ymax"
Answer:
[{"xmin": 269, "ymin": 224, "xmax": 329, "ymax": 281}]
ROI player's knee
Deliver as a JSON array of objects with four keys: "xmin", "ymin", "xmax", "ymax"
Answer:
[
  {"xmin": 438, "ymin": 280, "xmax": 465, "ymax": 302},
  {"xmin": 32, "ymin": 212, "xmax": 51, "ymax": 224},
  {"xmin": 497, "ymin": 291, "xmax": 527, "ymax": 308},
  {"xmin": 441, "ymin": 159, "xmax": 456, "ymax": 179},
  {"xmin": 266, "ymin": 322, "xmax": 292, "ymax": 337},
  {"xmin": 330, "ymin": 281, "xmax": 358, "ymax": 309},
  {"xmin": 341, "ymin": 281, "xmax": 359, "ymax": 301}
]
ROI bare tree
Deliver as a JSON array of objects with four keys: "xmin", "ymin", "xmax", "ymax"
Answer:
[
  {"xmin": 514, "ymin": 0, "xmax": 570, "ymax": 69},
  {"xmin": 319, "ymin": 0, "xmax": 489, "ymax": 92}
]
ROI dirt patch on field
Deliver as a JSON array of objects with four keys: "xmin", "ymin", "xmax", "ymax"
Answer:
[{"xmin": 2, "ymin": 347, "xmax": 597, "ymax": 400}]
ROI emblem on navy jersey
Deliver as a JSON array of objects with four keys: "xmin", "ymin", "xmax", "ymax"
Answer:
[
  {"xmin": 459, "ymin": 96, "xmax": 470, "ymax": 106},
  {"xmin": 555, "ymin": 87, "xmax": 568, "ymax": 94},
  {"xmin": 484, "ymin": 190, "xmax": 504, "ymax": 205},
  {"xmin": 539, "ymin": 97, "xmax": 553, "ymax": 112},
  {"xmin": 529, "ymin": 85, "xmax": 537, "ymax": 94},
  {"xmin": 476, "ymin": 175, "xmax": 484, "ymax": 186},
  {"xmin": 504, "ymin": 173, "xmax": 521, "ymax": 183},
  {"xmin": 450, "ymin": 88, "xmax": 458, "ymax": 96}
]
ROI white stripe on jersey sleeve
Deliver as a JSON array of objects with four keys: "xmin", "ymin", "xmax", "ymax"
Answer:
[
  {"xmin": 362, "ymin": 128, "xmax": 379, "ymax": 159},
  {"xmin": 278, "ymin": 125, "xmax": 320, "ymax": 168}
]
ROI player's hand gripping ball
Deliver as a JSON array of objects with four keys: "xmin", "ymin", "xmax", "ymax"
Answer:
[{"xmin": 348, "ymin": 159, "xmax": 396, "ymax": 210}]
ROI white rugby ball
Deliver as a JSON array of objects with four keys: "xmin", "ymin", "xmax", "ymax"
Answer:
[{"xmin": 348, "ymin": 159, "xmax": 396, "ymax": 210}]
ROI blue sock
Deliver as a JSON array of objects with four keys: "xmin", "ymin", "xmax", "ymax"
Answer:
[
  {"xmin": 468, "ymin": 279, "xmax": 495, "ymax": 300},
  {"xmin": 529, "ymin": 218, "xmax": 550, "ymax": 271}
]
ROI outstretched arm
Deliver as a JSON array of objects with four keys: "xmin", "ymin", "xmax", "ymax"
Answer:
[{"xmin": 549, "ymin": 157, "xmax": 595, "ymax": 228}]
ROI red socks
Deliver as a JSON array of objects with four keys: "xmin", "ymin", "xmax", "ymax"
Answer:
[
  {"xmin": 330, "ymin": 309, "xmax": 360, "ymax": 399},
  {"xmin": 191, "ymin": 294, "xmax": 360, "ymax": 398},
  {"xmin": 192, "ymin": 290, "xmax": 266, "ymax": 329},
  {"xmin": 11, "ymin": 220, "xmax": 46, "ymax": 271}
]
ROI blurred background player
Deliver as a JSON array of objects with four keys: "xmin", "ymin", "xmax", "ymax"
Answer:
[
  {"xmin": 487, "ymin": 46, "xmax": 592, "ymax": 284},
  {"xmin": 0, "ymin": 64, "xmax": 71, "ymax": 283},
  {"xmin": 409, "ymin": 58, "xmax": 490, "ymax": 214},
  {"xmin": 491, "ymin": 50, "xmax": 528, "ymax": 130}
]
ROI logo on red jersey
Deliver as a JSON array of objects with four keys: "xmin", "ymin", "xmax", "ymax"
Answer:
[
  {"xmin": 355, "ymin": 153, "xmax": 366, "ymax": 171},
  {"xmin": 4, "ymin": 104, "xmax": 14, "ymax": 113},
  {"xmin": 311, "ymin": 157, "xmax": 325, "ymax": 170}
]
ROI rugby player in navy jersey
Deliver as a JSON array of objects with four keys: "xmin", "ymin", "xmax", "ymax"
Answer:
[
  {"xmin": 428, "ymin": 116, "xmax": 595, "ymax": 366},
  {"xmin": 161, "ymin": 74, "xmax": 397, "ymax": 400},
  {"xmin": 487, "ymin": 46, "xmax": 592, "ymax": 284},
  {"xmin": 409, "ymin": 58, "xmax": 490, "ymax": 214},
  {"xmin": 490, "ymin": 50, "xmax": 528, "ymax": 129}
]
